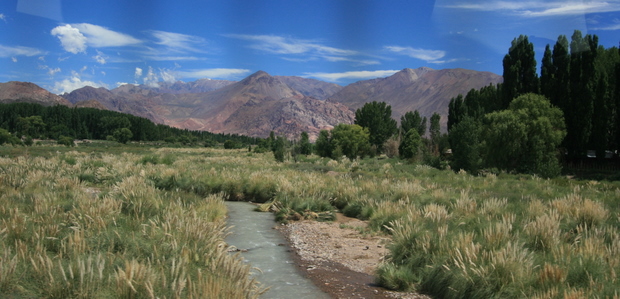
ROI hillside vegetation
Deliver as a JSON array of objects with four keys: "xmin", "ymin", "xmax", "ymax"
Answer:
[{"xmin": 0, "ymin": 144, "xmax": 618, "ymax": 298}]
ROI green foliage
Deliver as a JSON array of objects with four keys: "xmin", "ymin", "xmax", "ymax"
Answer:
[
  {"xmin": 354, "ymin": 101, "xmax": 398, "ymax": 152},
  {"xmin": 429, "ymin": 113, "xmax": 441, "ymax": 155},
  {"xmin": 400, "ymin": 110, "xmax": 426, "ymax": 136},
  {"xmin": 273, "ymin": 136, "xmax": 286, "ymax": 162},
  {"xmin": 298, "ymin": 131, "xmax": 312, "ymax": 155},
  {"xmin": 0, "ymin": 128, "xmax": 13, "ymax": 145},
  {"xmin": 17, "ymin": 115, "xmax": 46, "ymax": 138},
  {"xmin": 113, "ymin": 128, "xmax": 133, "ymax": 144},
  {"xmin": 223, "ymin": 140, "xmax": 242, "ymax": 149},
  {"xmin": 57, "ymin": 135, "xmax": 74, "ymax": 147},
  {"xmin": 315, "ymin": 130, "xmax": 332, "ymax": 158},
  {"xmin": 330, "ymin": 124, "xmax": 371, "ymax": 159},
  {"xmin": 502, "ymin": 35, "xmax": 539, "ymax": 107},
  {"xmin": 483, "ymin": 93, "xmax": 565, "ymax": 177},
  {"xmin": 399, "ymin": 129, "xmax": 421, "ymax": 160},
  {"xmin": 449, "ymin": 117, "xmax": 483, "ymax": 173}
]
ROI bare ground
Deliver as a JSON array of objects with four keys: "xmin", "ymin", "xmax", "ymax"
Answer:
[{"xmin": 276, "ymin": 213, "xmax": 430, "ymax": 299}]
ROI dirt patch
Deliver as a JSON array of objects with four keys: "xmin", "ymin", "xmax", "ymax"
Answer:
[{"xmin": 276, "ymin": 213, "xmax": 430, "ymax": 299}]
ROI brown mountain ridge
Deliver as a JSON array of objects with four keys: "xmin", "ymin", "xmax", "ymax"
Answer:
[{"xmin": 1, "ymin": 67, "xmax": 502, "ymax": 140}]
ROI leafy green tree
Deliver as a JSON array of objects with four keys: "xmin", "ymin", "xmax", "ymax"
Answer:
[
  {"xmin": 429, "ymin": 113, "xmax": 441, "ymax": 155},
  {"xmin": 315, "ymin": 130, "xmax": 333, "ymax": 158},
  {"xmin": 330, "ymin": 124, "xmax": 371, "ymax": 159},
  {"xmin": 448, "ymin": 94, "xmax": 466, "ymax": 132},
  {"xmin": 399, "ymin": 129, "xmax": 422, "ymax": 160},
  {"xmin": 17, "ymin": 115, "xmax": 46, "ymax": 138},
  {"xmin": 57, "ymin": 135, "xmax": 74, "ymax": 147},
  {"xmin": 354, "ymin": 101, "xmax": 397, "ymax": 153},
  {"xmin": 299, "ymin": 131, "xmax": 312, "ymax": 155},
  {"xmin": 449, "ymin": 117, "xmax": 483, "ymax": 173},
  {"xmin": 482, "ymin": 93, "xmax": 566, "ymax": 177},
  {"xmin": 224, "ymin": 140, "xmax": 241, "ymax": 149},
  {"xmin": 0, "ymin": 128, "xmax": 13, "ymax": 145},
  {"xmin": 113, "ymin": 128, "xmax": 133, "ymax": 144},
  {"xmin": 273, "ymin": 136, "xmax": 286, "ymax": 162},
  {"xmin": 502, "ymin": 35, "xmax": 539, "ymax": 108},
  {"xmin": 400, "ymin": 111, "xmax": 427, "ymax": 137}
]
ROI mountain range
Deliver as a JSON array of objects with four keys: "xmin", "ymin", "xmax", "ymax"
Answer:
[{"xmin": 0, "ymin": 67, "xmax": 502, "ymax": 140}]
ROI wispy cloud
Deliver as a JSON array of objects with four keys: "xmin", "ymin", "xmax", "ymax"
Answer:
[
  {"xmin": 176, "ymin": 68, "xmax": 251, "ymax": 79},
  {"xmin": 385, "ymin": 46, "xmax": 447, "ymax": 63},
  {"xmin": 72, "ymin": 23, "xmax": 142, "ymax": 47},
  {"xmin": 304, "ymin": 70, "xmax": 399, "ymax": 82},
  {"xmin": 226, "ymin": 34, "xmax": 372, "ymax": 65},
  {"xmin": 51, "ymin": 23, "xmax": 141, "ymax": 54},
  {"xmin": 0, "ymin": 13, "xmax": 6, "ymax": 22},
  {"xmin": 149, "ymin": 30, "xmax": 206, "ymax": 53},
  {"xmin": 0, "ymin": 44, "xmax": 46, "ymax": 57},
  {"xmin": 593, "ymin": 18, "xmax": 620, "ymax": 30},
  {"xmin": 440, "ymin": 0, "xmax": 620, "ymax": 17}
]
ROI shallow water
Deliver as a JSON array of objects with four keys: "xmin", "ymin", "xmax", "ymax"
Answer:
[{"xmin": 225, "ymin": 201, "xmax": 330, "ymax": 299}]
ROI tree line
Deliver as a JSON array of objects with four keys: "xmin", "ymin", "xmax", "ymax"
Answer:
[
  {"xmin": 0, "ymin": 102, "xmax": 258, "ymax": 146},
  {"xmin": 447, "ymin": 31, "xmax": 619, "ymax": 176}
]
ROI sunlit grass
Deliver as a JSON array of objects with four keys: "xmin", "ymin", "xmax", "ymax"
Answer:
[{"xmin": 1, "ymin": 145, "xmax": 619, "ymax": 298}]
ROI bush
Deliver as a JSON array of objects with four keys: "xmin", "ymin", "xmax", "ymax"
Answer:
[{"xmin": 57, "ymin": 135, "xmax": 74, "ymax": 147}]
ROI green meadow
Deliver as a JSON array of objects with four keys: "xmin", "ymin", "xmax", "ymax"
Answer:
[{"xmin": 1, "ymin": 143, "xmax": 619, "ymax": 298}]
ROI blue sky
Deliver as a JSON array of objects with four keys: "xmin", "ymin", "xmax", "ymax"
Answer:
[{"xmin": 1, "ymin": 0, "xmax": 619, "ymax": 94}]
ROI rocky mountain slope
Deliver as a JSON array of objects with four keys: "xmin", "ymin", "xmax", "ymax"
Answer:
[
  {"xmin": 328, "ymin": 67, "xmax": 503, "ymax": 129},
  {"xmin": 2, "ymin": 67, "xmax": 502, "ymax": 139},
  {"xmin": 0, "ymin": 81, "xmax": 72, "ymax": 106}
]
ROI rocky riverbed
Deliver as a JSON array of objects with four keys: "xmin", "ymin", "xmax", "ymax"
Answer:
[{"xmin": 276, "ymin": 213, "xmax": 430, "ymax": 299}]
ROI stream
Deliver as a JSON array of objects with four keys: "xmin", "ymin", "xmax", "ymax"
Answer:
[{"xmin": 225, "ymin": 201, "xmax": 330, "ymax": 299}]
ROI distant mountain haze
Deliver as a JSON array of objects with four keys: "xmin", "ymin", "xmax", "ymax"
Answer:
[{"xmin": 0, "ymin": 67, "xmax": 502, "ymax": 140}]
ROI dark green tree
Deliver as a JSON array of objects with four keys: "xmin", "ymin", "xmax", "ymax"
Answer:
[
  {"xmin": 449, "ymin": 117, "xmax": 483, "ymax": 174},
  {"xmin": 354, "ymin": 101, "xmax": 398, "ymax": 152},
  {"xmin": 273, "ymin": 136, "xmax": 286, "ymax": 162},
  {"xmin": 429, "ymin": 113, "xmax": 441, "ymax": 155},
  {"xmin": 502, "ymin": 35, "xmax": 539, "ymax": 108},
  {"xmin": 299, "ymin": 131, "xmax": 312, "ymax": 155},
  {"xmin": 113, "ymin": 128, "xmax": 133, "ymax": 144},
  {"xmin": 448, "ymin": 94, "xmax": 466, "ymax": 132},
  {"xmin": 399, "ymin": 129, "xmax": 422, "ymax": 160},
  {"xmin": 330, "ymin": 124, "xmax": 371, "ymax": 159},
  {"xmin": 400, "ymin": 111, "xmax": 426, "ymax": 137},
  {"xmin": 315, "ymin": 130, "xmax": 332, "ymax": 158},
  {"xmin": 482, "ymin": 93, "xmax": 566, "ymax": 177}
]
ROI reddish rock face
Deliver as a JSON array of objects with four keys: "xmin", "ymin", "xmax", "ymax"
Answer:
[
  {"xmin": 2, "ymin": 67, "xmax": 501, "ymax": 139},
  {"xmin": 0, "ymin": 81, "xmax": 73, "ymax": 107}
]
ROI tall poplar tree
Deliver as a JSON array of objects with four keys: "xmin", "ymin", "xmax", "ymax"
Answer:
[
  {"xmin": 502, "ymin": 35, "xmax": 539, "ymax": 108},
  {"xmin": 354, "ymin": 101, "xmax": 398, "ymax": 153}
]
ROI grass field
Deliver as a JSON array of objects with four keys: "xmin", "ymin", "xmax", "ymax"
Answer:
[{"xmin": 1, "ymin": 143, "xmax": 619, "ymax": 298}]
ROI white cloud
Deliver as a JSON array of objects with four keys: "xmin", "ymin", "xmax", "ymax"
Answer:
[
  {"xmin": 11, "ymin": 57, "xmax": 17, "ymax": 62},
  {"xmin": 385, "ymin": 46, "xmax": 447, "ymax": 62},
  {"xmin": 440, "ymin": 0, "xmax": 620, "ymax": 17},
  {"xmin": 51, "ymin": 24, "xmax": 87, "ymax": 53},
  {"xmin": 593, "ymin": 18, "xmax": 620, "ymax": 30},
  {"xmin": 72, "ymin": 23, "xmax": 141, "ymax": 48},
  {"xmin": 159, "ymin": 69, "xmax": 176, "ymax": 83},
  {"xmin": 304, "ymin": 70, "xmax": 400, "ymax": 82},
  {"xmin": 93, "ymin": 50, "xmax": 107, "ymax": 64},
  {"xmin": 51, "ymin": 23, "xmax": 141, "ymax": 54},
  {"xmin": 134, "ymin": 67, "xmax": 143, "ymax": 78},
  {"xmin": 143, "ymin": 66, "xmax": 160, "ymax": 87},
  {"xmin": 323, "ymin": 56, "xmax": 380, "ymax": 66},
  {"xmin": 0, "ymin": 13, "xmax": 6, "ymax": 22},
  {"xmin": 48, "ymin": 67, "xmax": 61, "ymax": 76},
  {"xmin": 176, "ymin": 68, "xmax": 251, "ymax": 79},
  {"xmin": 150, "ymin": 30, "xmax": 206, "ymax": 53},
  {"xmin": 53, "ymin": 71, "xmax": 107, "ymax": 94},
  {"xmin": 226, "ymin": 34, "xmax": 359, "ymax": 60},
  {"xmin": 0, "ymin": 44, "xmax": 46, "ymax": 57}
]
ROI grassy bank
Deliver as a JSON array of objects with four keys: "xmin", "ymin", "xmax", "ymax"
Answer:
[{"xmin": 1, "ymin": 144, "xmax": 619, "ymax": 298}]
